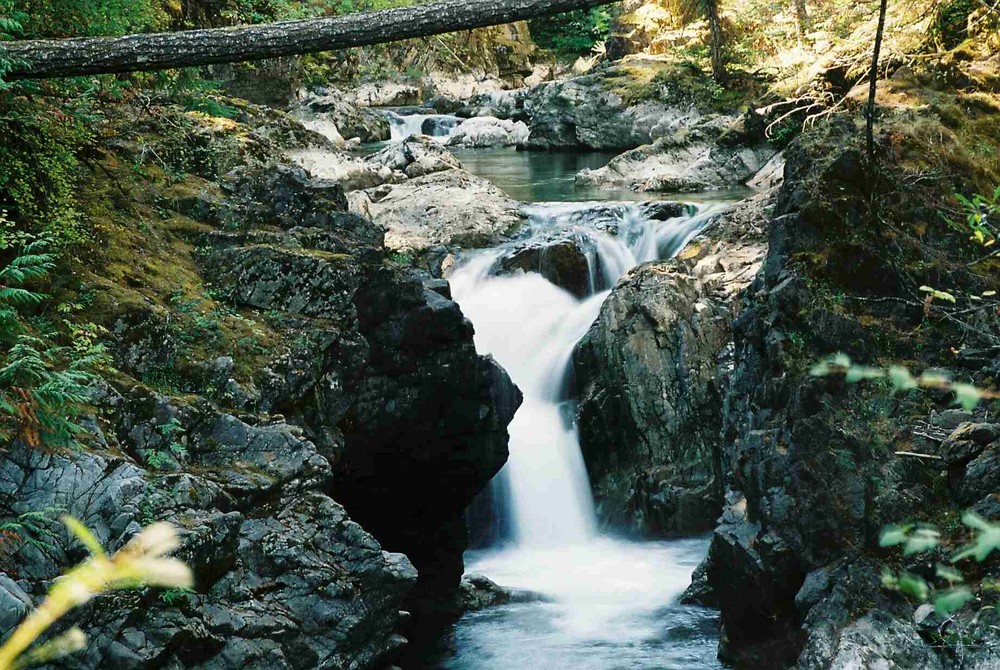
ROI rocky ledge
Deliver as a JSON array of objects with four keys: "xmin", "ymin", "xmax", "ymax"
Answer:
[{"xmin": 0, "ymin": 101, "xmax": 519, "ymax": 669}]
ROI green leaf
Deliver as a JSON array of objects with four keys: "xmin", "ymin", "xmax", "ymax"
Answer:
[
  {"xmin": 880, "ymin": 524, "xmax": 910, "ymax": 547},
  {"xmin": 918, "ymin": 286, "xmax": 956, "ymax": 303},
  {"xmin": 934, "ymin": 587, "xmax": 973, "ymax": 617},
  {"xmin": 845, "ymin": 365, "xmax": 883, "ymax": 383},
  {"xmin": 888, "ymin": 366, "xmax": 917, "ymax": 392},
  {"xmin": 953, "ymin": 511, "xmax": 1000, "ymax": 562},
  {"xmin": 898, "ymin": 573, "xmax": 930, "ymax": 600},
  {"xmin": 952, "ymin": 383, "xmax": 981, "ymax": 411},
  {"xmin": 935, "ymin": 564, "xmax": 965, "ymax": 584},
  {"xmin": 903, "ymin": 527, "xmax": 941, "ymax": 556}
]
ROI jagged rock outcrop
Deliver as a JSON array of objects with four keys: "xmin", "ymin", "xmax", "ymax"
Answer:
[
  {"xmin": 573, "ymin": 195, "xmax": 768, "ymax": 536},
  {"xmin": 497, "ymin": 239, "xmax": 593, "ymax": 297},
  {"xmin": 1, "ymin": 407, "xmax": 416, "ymax": 670},
  {"xmin": 446, "ymin": 116, "xmax": 530, "ymax": 148},
  {"xmin": 576, "ymin": 116, "xmax": 777, "ymax": 193},
  {"xmin": 293, "ymin": 89, "xmax": 392, "ymax": 144},
  {"xmin": 522, "ymin": 72, "xmax": 706, "ymax": 150},
  {"xmin": 515, "ymin": 62, "xmax": 770, "ymax": 152},
  {"xmin": 350, "ymin": 168, "xmax": 525, "ymax": 257},
  {"xmin": 365, "ymin": 135, "xmax": 465, "ymax": 178},
  {"xmin": 0, "ymin": 103, "xmax": 518, "ymax": 669},
  {"xmin": 699, "ymin": 120, "xmax": 1000, "ymax": 668}
]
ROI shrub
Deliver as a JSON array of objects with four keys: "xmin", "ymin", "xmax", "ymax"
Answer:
[{"xmin": 529, "ymin": 7, "xmax": 613, "ymax": 57}]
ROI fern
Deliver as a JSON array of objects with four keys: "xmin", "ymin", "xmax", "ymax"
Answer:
[{"xmin": 0, "ymin": 234, "xmax": 107, "ymax": 449}]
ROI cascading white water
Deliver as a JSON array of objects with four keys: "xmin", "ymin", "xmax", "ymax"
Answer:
[
  {"xmin": 436, "ymin": 201, "xmax": 728, "ymax": 669},
  {"xmin": 450, "ymin": 201, "xmax": 724, "ymax": 550},
  {"xmin": 386, "ymin": 111, "xmax": 463, "ymax": 141}
]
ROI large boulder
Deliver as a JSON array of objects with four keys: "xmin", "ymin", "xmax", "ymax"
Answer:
[
  {"xmin": 576, "ymin": 119, "xmax": 778, "ymax": 193},
  {"xmin": 294, "ymin": 89, "xmax": 391, "ymax": 144},
  {"xmin": 2, "ymin": 130, "xmax": 517, "ymax": 669},
  {"xmin": 497, "ymin": 239, "xmax": 593, "ymax": 297},
  {"xmin": 574, "ymin": 203, "xmax": 766, "ymax": 536},
  {"xmin": 365, "ymin": 135, "xmax": 464, "ymax": 179},
  {"xmin": 0, "ymin": 416, "xmax": 416, "ymax": 670},
  {"xmin": 350, "ymin": 169, "xmax": 525, "ymax": 255},
  {"xmin": 522, "ymin": 73, "xmax": 705, "ymax": 150},
  {"xmin": 446, "ymin": 116, "xmax": 530, "ymax": 148}
]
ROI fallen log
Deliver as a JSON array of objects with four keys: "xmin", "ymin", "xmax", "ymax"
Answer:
[{"xmin": 0, "ymin": 0, "xmax": 616, "ymax": 80}]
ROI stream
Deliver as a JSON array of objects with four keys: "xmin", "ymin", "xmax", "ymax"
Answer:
[{"xmin": 382, "ymin": 113, "xmax": 728, "ymax": 670}]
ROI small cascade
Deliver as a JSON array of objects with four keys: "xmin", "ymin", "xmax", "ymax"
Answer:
[
  {"xmin": 433, "ymin": 200, "xmax": 728, "ymax": 669},
  {"xmin": 450, "ymin": 201, "xmax": 725, "ymax": 548},
  {"xmin": 385, "ymin": 110, "xmax": 463, "ymax": 141}
]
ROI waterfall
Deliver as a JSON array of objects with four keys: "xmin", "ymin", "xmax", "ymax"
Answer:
[
  {"xmin": 385, "ymin": 111, "xmax": 463, "ymax": 141},
  {"xmin": 449, "ymin": 202, "xmax": 725, "ymax": 549}
]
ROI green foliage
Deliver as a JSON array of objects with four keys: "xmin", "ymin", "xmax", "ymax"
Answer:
[
  {"xmin": 0, "ymin": 97, "xmax": 93, "ymax": 248},
  {"xmin": 3, "ymin": 0, "xmax": 168, "ymax": 39},
  {"xmin": 0, "ymin": 510, "xmax": 60, "ymax": 572},
  {"xmin": 529, "ymin": 7, "xmax": 612, "ymax": 57},
  {"xmin": 811, "ymin": 354, "xmax": 997, "ymax": 410},
  {"xmin": 141, "ymin": 417, "xmax": 188, "ymax": 470},
  {"xmin": 880, "ymin": 512, "xmax": 1000, "ymax": 616},
  {"xmin": 950, "ymin": 187, "xmax": 999, "ymax": 248},
  {"xmin": 930, "ymin": 0, "xmax": 978, "ymax": 49},
  {"xmin": 0, "ymin": 226, "xmax": 108, "ymax": 449}
]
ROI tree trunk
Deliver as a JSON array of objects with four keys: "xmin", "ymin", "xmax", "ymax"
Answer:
[
  {"xmin": 794, "ymin": 0, "xmax": 810, "ymax": 38},
  {"xmin": 0, "ymin": 0, "xmax": 617, "ymax": 80},
  {"xmin": 865, "ymin": 0, "xmax": 888, "ymax": 158},
  {"xmin": 705, "ymin": 0, "xmax": 727, "ymax": 85}
]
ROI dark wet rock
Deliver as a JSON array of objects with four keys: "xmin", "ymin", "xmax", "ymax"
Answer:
[
  {"xmin": 680, "ymin": 559, "xmax": 718, "ymax": 607},
  {"xmin": 220, "ymin": 162, "xmax": 349, "ymax": 229},
  {"xmin": 573, "ymin": 210, "xmax": 766, "ymax": 536},
  {"xmin": 457, "ymin": 574, "xmax": 544, "ymax": 612},
  {"xmin": 1, "ymin": 433, "xmax": 416, "ymax": 670},
  {"xmin": 700, "ymin": 121, "xmax": 1000, "ymax": 668},
  {"xmin": 797, "ymin": 611, "xmax": 944, "ymax": 670},
  {"xmin": 498, "ymin": 239, "xmax": 593, "ymax": 297},
  {"xmin": 2, "ymin": 139, "xmax": 516, "ymax": 669}
]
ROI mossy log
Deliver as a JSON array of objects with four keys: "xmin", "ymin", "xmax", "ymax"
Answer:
[{"xmin": 1, "ymin": 0, "xmax": 615, "ymax": 80}]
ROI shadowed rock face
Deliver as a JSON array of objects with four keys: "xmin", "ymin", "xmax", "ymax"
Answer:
[
  {"xmin": 698, "ymin": 122, "xmax": 1000, "ymax": 669},
  {"xmin": 0, "ymin": 113, "xmax": 516, "ymax": 668},
  {"xmin": 498, "ymin": 239, "xmax": 593, "ymax": 297},
  {"xmin": 573, "ymin": 197, "xmax": 767, "ymax": 537}
]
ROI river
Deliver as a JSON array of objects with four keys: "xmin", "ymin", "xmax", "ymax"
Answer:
[{"xmin": 376, "ymin": 113, "xmax": 728, "ymax": 670}]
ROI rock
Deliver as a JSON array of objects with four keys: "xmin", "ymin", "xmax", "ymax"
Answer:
[
  {"xmin": 220, "ymin": 162, "xmax": 349, "ymax": 228},
  {"xmin": 0, "ymin": 575, "xmax": 32, "ymax": 633},
  {"xmin": 521, "ymin": 71, "xmax": 711, "ymax": 150},
  {"xmin": 1, "ymin": 108, "xmax": 519, "ymax": 670},
  {"xmin": 352, "ymin": 169, "xmax": 525, "ymax": 255},
  {"xmin": 461, "ymin": 89, "xmax": 527, "ymax": 120},
  {"xmin": 497, "ymin": 239, "xmax": 593, "ymax": 297},
  {"xmin": 365, "ymin": 135, "xmax": 464, "ymax": 179},
  {"xmin": 353, "ymin": 82, "xmax": 423, "ymax": 107},
  {"xmin": 289, "ymin": 146, "xmax": 400, "ymax": 192},
  {"xmin": 446, "ymin": 116, "xmax": 530, "ymax": 148},
  {"xmin": 747, "ymin": 150, "xmax": 786, "ymax": 190},
  {"xmin": 958, "ymin": 445, "xmax": 1000, "ymax": 505},
  {"xmin": 797, "ymin": 611, "xmax": 944, "ymax": 670},
  {"xmin": 457, "ymin": 574, "xmax": 543, "ymax": 612},
  {"xmin": 294, "ymin": 90, "xmax": 391, "ymax": 143},
  {"xmin": 680, "ymin": 558, "xmax": 718, "ymax": 607},
  {"xmin": 576, "ymin": 131, "xmax": 778, "ymax": 193},
  {"xmin": 573, "ymin": 216, "xmax": 765, "ymax": 536}
]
